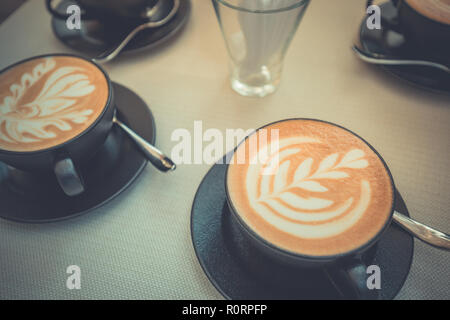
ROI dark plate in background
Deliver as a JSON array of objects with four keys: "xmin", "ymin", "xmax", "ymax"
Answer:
[
  {"xmin": 51, "ymin": 0, "xmax": 191, "ymax": 59},
  {"xmin": 359, "ymin": 1, "xmax": 450, "ymax": 94}
]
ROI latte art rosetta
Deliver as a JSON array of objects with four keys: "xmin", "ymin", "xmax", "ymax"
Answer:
[
  {"xmin": 247, "ymin": 139, "xmax": 371, "ymax": 239},
  {"xmin": 0, "ymin": 56, "xmax": 108, "ymax": 152}
]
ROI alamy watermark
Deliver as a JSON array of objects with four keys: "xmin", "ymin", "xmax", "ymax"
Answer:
[
  {"xmin": 63, "ymin": 264, "xmax": 380, "ymax": 291},
  {"xmin": 66, "ymin": 5, "xmax": 81, "ymax": 30},
  {"xmin": 366, "ymin": 4, "xmax": 381, "ymax": 30},
  {"xmin": 64, "ymin": 4, "xmax": 382, "ymax": 31},
  {"xmin": 170, "ymin": 121, "xmax": 279, "ymax": 167},
  {"xmin": 66, "ymin": 265, "xmax": 81, "ymax": 290},
  {"xmin": 367, "ymin": 265, "xmax": 381, "ymax": 290}
]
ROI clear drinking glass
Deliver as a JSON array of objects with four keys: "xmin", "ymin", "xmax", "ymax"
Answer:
[{"xmin": 212, "ymin": 0, "xmax": 310, "ymax": 97}]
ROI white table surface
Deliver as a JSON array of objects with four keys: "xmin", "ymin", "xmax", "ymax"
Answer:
[{"xmin": 0, "ymin": 0, "xmax": 449, "ymax": 300}]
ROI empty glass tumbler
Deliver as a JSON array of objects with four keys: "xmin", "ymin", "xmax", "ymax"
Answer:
[{"xmin": 212, "ymin": 0, "xmax": 310, "ymax": 97}]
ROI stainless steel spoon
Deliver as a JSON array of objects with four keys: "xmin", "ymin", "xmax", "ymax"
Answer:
[
  {"xmin": 352, "ymin": 45, "xmax": 450, "ymax": 74},
  {"xmin": 113, "ymin": 113, "xmax": 176, "ymax": 172},
  {"xmin": 393, "ymin": 211, "xmax": 450, "ymax": 250},
  {"xmin": 93, "ymin": 0, "xmax": 180, "ymax": 64}
]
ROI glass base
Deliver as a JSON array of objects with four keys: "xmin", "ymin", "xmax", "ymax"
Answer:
[{"xmin": 231, "ymin": 78, "xmax": 279, "ymax": 97}]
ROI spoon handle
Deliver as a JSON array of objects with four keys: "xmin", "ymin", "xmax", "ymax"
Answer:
[
  {"xmin": 93, "ymin": 27, "xmax": 144, "ymax": 64},
  {"xmin": 114, "ymin": 118, "xmax": 176, "ymax": 172},
  {"xmin": 393, "ymin": 211, "xmax": 450, "ymax": 250},
  {"xmin": 93, "ymin": 0, "xmax": 180, "ymax": 64},
  {"xmin": 352, "ymin": 46, "xmax": 450, "ymax": 74}
]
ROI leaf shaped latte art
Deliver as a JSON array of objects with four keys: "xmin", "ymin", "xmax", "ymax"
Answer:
[
  {"xmin": 0, "ymin": 57, "xmax": 96, "ymax": 145},
  {"xmin": 0, "ymin": 58, "xmax": 56, "ymax": 116},
  {"xmin": 245, "ymin": 137, "xmax": 371, "ymax": 239}
]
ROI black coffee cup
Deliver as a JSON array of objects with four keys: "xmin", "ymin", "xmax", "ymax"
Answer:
[
  {"xmin": 0, "ymin": 54, "xmax": 115, "ymax": 197},
  {"xmin": 224, "ymin": 119, "xmax": 396, "ymax": 300},
  {"xmin": 367, "ymin": 0, "xmax": 450, "ymax": 62},
  {"xmin": 46, "ymin": 0, "xmax": 159, "ymax": 22}
]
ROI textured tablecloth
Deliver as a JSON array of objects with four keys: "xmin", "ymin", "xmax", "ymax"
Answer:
[{"xmin": 0, "ymin": 0, "xmax": 449, "ymax": 300}]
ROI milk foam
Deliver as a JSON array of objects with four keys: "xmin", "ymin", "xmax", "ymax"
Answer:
[
  {"xmin": 245, "ymin": 137, "xmax": 370, "ymax": 239},
  {"xmin": 0, "ymin": 57, "xmax": 107, "ymax": 152}
]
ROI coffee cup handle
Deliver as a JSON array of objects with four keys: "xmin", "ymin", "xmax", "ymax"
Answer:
[
  {"xmin": 45, "ymin": 0, "xmax": 95, "ymax": 20},
  {"xmin": 54, "ymin": 156, "xmax": 85, "ymax": 197},
  {"xmin": 324, "ymin": 256, "xmax": 379, "ymax": 300}
]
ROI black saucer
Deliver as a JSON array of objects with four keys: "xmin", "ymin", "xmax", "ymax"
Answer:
[
  {"xmin": 359, "ymin": 1, "xmax": 450, "ymax": 94},
  {"xmin": 51, "ymin": 0, "xmax": 191, "ymax": 58},
  {"xmin": 191, "ymin": 155, "xmax": 414, "ymax": 300},
  {"xmin": 0, "ymin": 82, "xmax": 155, "ymax": 223}
]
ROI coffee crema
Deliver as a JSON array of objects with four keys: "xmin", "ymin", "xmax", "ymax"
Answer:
[
  {"xmin": 227, "ymin": 120, "xmax": 394, "ymax": 257},
  {"xmin": 0, "ymin": 56, "xmax": 109, "ymax": 152},
  {"xmin": 406, "ymin": 0, "xmax": 450, "ymax": 25}
]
